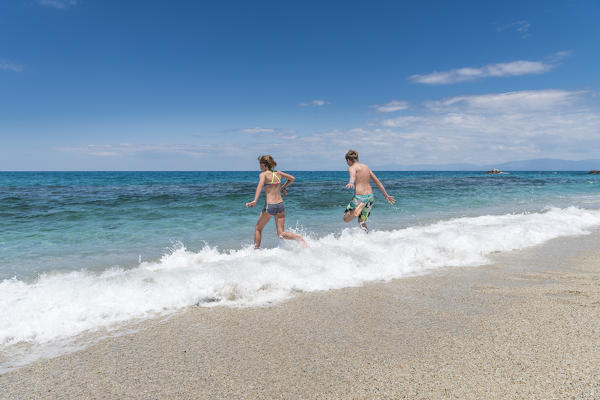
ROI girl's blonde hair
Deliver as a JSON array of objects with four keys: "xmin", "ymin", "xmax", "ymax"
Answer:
[{"xmin": 258, "ymin": 155, "xmax": 277, "ymax": 171}]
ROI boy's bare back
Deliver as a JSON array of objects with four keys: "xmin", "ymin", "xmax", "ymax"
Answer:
[{"xmin": 348, "ymin": 162, "xmax": 373, "ymax": 195}]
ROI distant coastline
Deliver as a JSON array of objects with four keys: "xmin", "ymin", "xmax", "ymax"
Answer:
[
  {"xmin": 370, "ymin": 158, "xmax": 600, "ymax": 172},
  {"xmin": 2, "ymin": 158, "xmax": 599, "ymax": 172}
]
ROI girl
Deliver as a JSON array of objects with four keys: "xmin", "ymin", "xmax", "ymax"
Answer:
[{"xmin": 245, "ymin": 155, "xmax": 306, "ymax": 249}]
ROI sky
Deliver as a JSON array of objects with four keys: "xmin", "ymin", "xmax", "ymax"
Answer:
[{"xmin": 1, "ymin": 0, "xmax": 599, "ymax": 170}]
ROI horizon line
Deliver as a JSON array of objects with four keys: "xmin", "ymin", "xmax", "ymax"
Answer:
[{"xmin": 0, "ymin": 169, "xmax": 597, "ymax": 173}]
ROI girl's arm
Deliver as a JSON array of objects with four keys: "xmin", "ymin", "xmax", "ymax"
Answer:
[
  {"xmin": 277, "ymin": 171, "xmax": 295, "ymax": 196},
  {"xmin": 369, "ymin": 170, "xmax": 395, "ymax": 204},
  {"xmin": 278, "ymin": 171, "xmax": 295, "ymax": 190},
  {"xmin": 246, "ymin": 173, "xmax": 266, "ymax": 208}
]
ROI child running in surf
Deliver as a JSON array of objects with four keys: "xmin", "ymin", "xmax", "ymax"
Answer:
[
  {"xmin": 246, "ymin": 155, "xmax": 307, "ymax": 249},
  {"xmin": 343, "ymin": 150, "xmax": 395, "ymax": 233}
]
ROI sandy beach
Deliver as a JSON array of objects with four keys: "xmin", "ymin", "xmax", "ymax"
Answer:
[
  {"xmin": 3, "ymin": 0, "xmax": 599, "ymax": 398},
  {"xmin": 2, "ymin": 231, "xmax": 600, "ymax": 399}
]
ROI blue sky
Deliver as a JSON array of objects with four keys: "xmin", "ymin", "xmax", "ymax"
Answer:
[{"xmin": 1, "ymin": 0, "xmax": 599, "ymax": 170}]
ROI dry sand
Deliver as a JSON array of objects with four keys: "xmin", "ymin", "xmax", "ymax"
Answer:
[{"xmin": 2, "ymin": 231, "xmax": 600, "ymax": 399}]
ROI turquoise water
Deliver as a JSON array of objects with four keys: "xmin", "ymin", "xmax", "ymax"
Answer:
[
  {"xmin": 2, "ymin": 170, "xmax": 600, "ymax": 371},
  {"xmin": 2, "ymin": 171, "xmax": 599, "ymax": 281}
]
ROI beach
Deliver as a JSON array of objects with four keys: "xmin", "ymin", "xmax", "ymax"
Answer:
[
  {"xmin": 2, "ymin": 230, "xmax": 599, "ymax": 399},
  {"xmin": 3, "ymin": 0, "xmax": 600, "ymax": 397}
]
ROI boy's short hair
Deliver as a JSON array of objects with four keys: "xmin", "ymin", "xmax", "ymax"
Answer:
[{"xmin": 345, "ymin": 150, "xmax": 359, "ymax": 162}]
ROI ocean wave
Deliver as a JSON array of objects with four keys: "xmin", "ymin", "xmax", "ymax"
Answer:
[{"xmin": 1, "ymin": 206, "xmax": 600, "ymax": 349}]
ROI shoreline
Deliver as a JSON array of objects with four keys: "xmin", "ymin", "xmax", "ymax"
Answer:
[{"xmin": 2, "ymin": 231, "xmax": 600, "ymax": 399}]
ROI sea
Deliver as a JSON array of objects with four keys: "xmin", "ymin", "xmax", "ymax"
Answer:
[{"xmin": 1, "ymin": 170, "xmax": 600, "ymax": 371}]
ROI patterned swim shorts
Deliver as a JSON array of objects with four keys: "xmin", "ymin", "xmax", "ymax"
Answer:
[{"xmin": 345, "ymin": 193, "xmax": 374, "ymax": 221}]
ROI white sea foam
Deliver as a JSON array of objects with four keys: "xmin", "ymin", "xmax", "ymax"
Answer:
[{"xmin": 1, "ymin": 206, "xmax": 600, "ymax": 358}]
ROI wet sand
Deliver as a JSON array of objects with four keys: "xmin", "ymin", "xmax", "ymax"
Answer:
[{"xmin": 2, "ymin": 231, "xmax": 600, "ymax": 399}]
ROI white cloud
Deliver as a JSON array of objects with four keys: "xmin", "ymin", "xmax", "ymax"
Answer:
[
  {"xmin": 374, "ymin": 89, "xmax": 600, "ymax": 165},
  {"xmin": 38, "ymin": 0, "xmax": 77, "ymax": 9},
  {"xmin": 57, "ymin": 144, "xmax": 211, "ymax": 157},
  {"xmin": 551, "ymin": 50, "xmax": 571, "ymax": 61},
  {"xmin": 241, "ymin": 127, "xmax": 276, "ymax": 134},
  {"xmin": 381, "ymin": 116, "xmax": 426, "ymax": 127},
  {"xmin": 239, "ymin": 127, "xmax": 299, "ymax": 140},
  {"xmin": 498, "ymin": 20, "xmax": 531, "ymax": 38},
  {"xmin": 53, "ymin": 89, "xmax": 600, "ymax": 168},
  {"xmin": 410, "ymin": 60, "xmax": 553, "ymax": 85},
  {"xmin": 0, "ymin": 63, "xmax": 22, "ymax": 72},
  {"xmin": 299, "ymin": 99, "xmax": 329, "ymax": 107},
  {"xmin": 370, "ymin": 100, "xmax": 409, "ymax": 113},
  {"xmin": 217, "ymin": 89, "xmax": 600, "ymax": 167},
  {"xmin": 424, "ymin": 89, "xmax": 583, "ymax": 113}
]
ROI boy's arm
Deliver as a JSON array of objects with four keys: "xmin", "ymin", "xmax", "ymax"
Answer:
[
  {"xmin": 346, "ymin": 167, "xmax": 356, "ymax": 189},
  {"xmin": 246, "ymin": 173, "xmax": 266, "ymax": 207},
  {"xmin": 369, "ymin": 170, "xmax": 395, "ymax": 204}
]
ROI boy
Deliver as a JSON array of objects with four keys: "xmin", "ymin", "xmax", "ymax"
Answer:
[{"xmin": 343, "ymin": 149, "xmax": 395, "ymax": 232}]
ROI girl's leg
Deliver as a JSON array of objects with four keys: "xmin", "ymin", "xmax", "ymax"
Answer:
[
  {"xmin": 274, "ymin": 211, "xmax": 307, "ymax": 247},
  {"xmin": 254, "ymin": 211, "xmax": 271, "ymax": 249}
]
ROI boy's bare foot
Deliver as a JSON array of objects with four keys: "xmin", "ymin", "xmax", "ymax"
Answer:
[
  {"xmin": 358, "ymin": 219, "xmax": 369, "ymax": 233},
  {"xmin": 298, "ymin": 236, "xmax": 307, "ymax": 248}
]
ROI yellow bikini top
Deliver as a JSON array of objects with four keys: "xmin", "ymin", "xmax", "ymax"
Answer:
[{"xmin": 265, "ymin": 171, "xmax": 281, "ymax": 186}]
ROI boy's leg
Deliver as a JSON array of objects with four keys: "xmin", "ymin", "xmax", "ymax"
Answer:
[
  {"xmin": 343, "ymin": 210, "xmax": 355, "ymax": 222},
  {"xmin": 353, "ymin": 202, "xmax": 365, "ymax": 217},
  {"xmin": 357, "ymin": 196, "xmax": 374, "ymax": 233},
  {"xmin": 358, "ymin": 218, "xmax": 368, "ymax": 233},
  {"xmin": 343, "ymin": 196, "xmax": 361, "ymax": 223}
]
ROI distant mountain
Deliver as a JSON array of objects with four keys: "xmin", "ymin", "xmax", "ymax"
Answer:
[
  {"xmin": 372, "ymin": 158, "xmax": 600, "ymax": 171},
  {"xmin": 372, "ymin": 162, "xmax": 480, "ymax": 171},
  {"xmin": 492, "ymin": 158, "xmax": 600, "ymax": 171}
]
